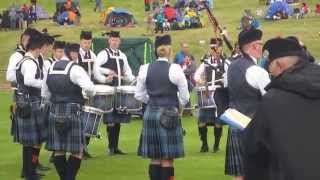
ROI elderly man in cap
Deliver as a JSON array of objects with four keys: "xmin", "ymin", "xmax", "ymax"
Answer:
[
  {"xmin": 243, "ymin": 37, "xmax": 320, "ymax": 180},
  {"xmin": 225, "ymin": 29, "xmax": 270, "ymax": 180}
]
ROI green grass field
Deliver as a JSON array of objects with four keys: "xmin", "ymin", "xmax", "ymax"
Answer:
[
  {"xmin": 0, "ymin": 91, "xmax": 230, "ymax": 180},
  {"xmin": 0, "ymin": 0, "xmax": 320, "ymax": 179}
]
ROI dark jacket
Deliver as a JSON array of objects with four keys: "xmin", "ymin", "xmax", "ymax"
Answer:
[{"xmin": 243, "ymin": 61, "xmax": 320, "ymax": 180}]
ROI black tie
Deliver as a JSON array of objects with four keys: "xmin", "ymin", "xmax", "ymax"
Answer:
[{"xmin": 84, "ymin": 51, "xmax": 89, "ymax": 59}]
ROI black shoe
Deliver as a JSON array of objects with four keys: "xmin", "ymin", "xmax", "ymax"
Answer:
[
  {"xmin": 83, "ymin": 151, "xmax": 93, "ymax": 159},
  {"xmin": 108, "ymin": 148, "xmax": 115, "ymax": 156},
  {"xmin": 213, "ymin": 146, "xmax": 220, "ymax": 153},
  {"xmin": 114, "ymin": 149, "xmax": 127, "ymax": 155},
  {"xmin": 49, "ymin": 155, "xmax": 54, "ymax": 163},
  {"xmin": 37, "ymin": 164, "xmax": 50, "ymax": 171},
  {"xmin": 200, "ymin": 145, "xmax": 209, "ymax": 153}
]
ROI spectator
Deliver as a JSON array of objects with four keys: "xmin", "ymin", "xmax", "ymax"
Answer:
[
  {"xmin": 21, "ymin": 4, "xmax": 30, "ymax": 27},
  {"xmin": 145, "ymin": 12, "xmax": 155, "ymax": 35},
  {"xmin": 64, "ymin": 0, "xmax": 73, "ymax": 11},
  {"xmin": 155, "ymin": 12, "xmax": 164, "ymax": 33},
  {"xmin": 0, "ymin": 13, "xmax": 2, "ymax": 31},
  {"xmin": 29, "ymin": 3, "xmax": 37, "ymax": 23},
  {"xmin": 299, "ymin": 2, "xmax": 310, "ymax": 18},
  {"xmin": 17, "ymin": 11, "xmax": 24, "ymax": 29},
  {"xmin": 174, "ymin": 42, "xmax": 196, "ymax": 93},
  {"xmin": 8, "ymin": 8, "xmax": 16, "ymax": 30},
  {"xmin": 94, "ymin": 0, "xmax": 103, "ymax": 12},
  {"xmin": 315, "ymin": 3, "xmax": 320, "ymax": 16}
]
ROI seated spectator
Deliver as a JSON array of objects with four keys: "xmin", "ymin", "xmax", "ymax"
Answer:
[
  {"xmin": 64, "ymin": 0, "xmax": 73, "ymax": 11},
  {"xmin": 155, "ymin": 12, "xmax": 164, "ymax": 33},
  {"xmin": 315, "ymin": 3, "xmax": 320, "ymax": 15},
  {"xmin": 163, "ymin": 4, "xmax": 177, "ymax": 22},
  {"xmin": 299, "ymin": 2, "xmax": 310, "ymax": 18},
  {"xmin": 163, "ymin": 18, "xmax": 170, "ymax": 31},
  {"xmin": 0, "ymin": 13, "xmax": 2, "ymax": 30}
]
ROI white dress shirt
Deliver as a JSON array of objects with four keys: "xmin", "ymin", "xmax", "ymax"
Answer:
[
  {"xmin": 20, "ymin": 52, "xmax": 43, "ymax": 89},
  {"xmin": 41, "ymin": 58, "xmax": 96, "ymax": 99},
  {"xmin": 94, "ymin": 48, "xmax": 135, "ymax": 84},
  {"xmin": 79, "ymin": 48, "xmax": 97, "ymax": 62},
  {"xmin": 6, "ymin": 48, "xmax": 25, "ymax": 82},
  {"xmin": 245, "ymin": 56, "xmax": 270, "ymax": 95},
  {"xmin": 135, "ymin": 58, "xmax": 190, "ymax": 106}
]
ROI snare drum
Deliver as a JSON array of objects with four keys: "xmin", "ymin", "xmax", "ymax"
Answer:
[
  {"xmin": 90, "ymin": 85, "xmax": 115, "ymax": 113},
  {"xmin": 82, "ymin": 106, "xmax": 104, "ymax": 137},
  {"xmin": 196, "ymin": 86, "xmax": 216, "ymax": 109},
  {"xmin": 115, "ymin": 86, "xmax": 142, "ymax": 112}
]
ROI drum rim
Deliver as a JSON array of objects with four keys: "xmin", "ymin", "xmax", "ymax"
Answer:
[
  {"xmin": 116, "ymin": 85, "xmax": 136, "ymax": 93},
  {"xmin": 82, "ymin": 106, "xmax": 105, "ymax": 113},
  {"xmin": 195, "ymin": 86, "xmax": 216, "ymax": 91},
  {"xmin": 95, "ymin": 85, "xmax": 116, "ymax": 93},
  {"xmin": 95, "ymin": 91, "xmax": 115, "ymax": 95}
]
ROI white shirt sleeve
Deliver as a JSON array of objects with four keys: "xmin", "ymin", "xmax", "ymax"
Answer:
[
  {"xmin": 194, "ymin": 63, "xmax": 205, "ymax": 83},
  {"xmin": 41, "ymin": 71, "xmax": 51, "ymax": 98},
  {"xmin": 245, "ymin": 65, "xmax": 271, "ymax": 95},
  {"xmin": 122, "ymin": 54, "xmax": 135, "ymax": 82},
  {"xmin": 93, "ymin": 50, "xmax": 113, "ymax": 84},
  {"xmin": 21, "ymin": 60, "xmax": 43, "ymax": 89},
  {"xmin": 169, "ymin": 64, "xmax": 190, "ymax": 106},
  {"xmin": 70, "ymin": 65, "xmax": 96, "ymax": 97},
  {"xmin": 6, "ymin": 52, "xmax": 23, "ymax": 82},
  {"xmin": 134, "ymin": 64, "xmax": 149, "ymax": 103},
  {"xmin": 223, "ymin": 59, "xmax": 231, "ymax": 87},
  {"xmin": 43, "ymin": 60, "xmax": 52, "ymax": 72}
]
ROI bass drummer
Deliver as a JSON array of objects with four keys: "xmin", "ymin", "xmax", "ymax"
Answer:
[
  {"xmin": 194, "ymin": 38, "xmax": 228, "ymax": 153},
  {"xmin": 94, "ymin": 31, "xmax": 135, "ymax": 155}
]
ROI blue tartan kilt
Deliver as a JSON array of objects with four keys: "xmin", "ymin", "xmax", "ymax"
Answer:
[
  {"xmin": 225, "ymin": 127, "xmax": 244, "ymax": 176},
  {"xmin": 45, "ymin": 103, "xmax": 84, "ymax": 154},
  {"xmin": 14, "ymin": 97, "xmax": 46, "ymax": 145},
  {"xmin": 138, "ymin": 105, "xmax": 185, "ymax": 159},
  {"xmin": 198, "ymin": 108, "xmax": 217, "ymax": 124}
]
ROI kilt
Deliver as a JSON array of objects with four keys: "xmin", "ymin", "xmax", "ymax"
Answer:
[
  {"xmin": 46, "ymin": 103, "xmax": 84, "ymax": 154},
  {"xmin": 14, "ymin": 97, "xmax": 46, "ymax": 146},
  {"xmin": 103, "ymin": 109, "xmax": 131, "ymax": 124},
  {"xmin": 138, "ymin": 105, "xmax": 185, "ymax": 159},
  {"xmin": 198, "ymin": 108, "xmax": 216, "ymax": 124},
  {"xmin": 10, "ymin": 91, "xmax": 18, "ymax": 139},
  {"xmin": 225, "ymin": 127, "xmax": 244, "ymax": 176}
]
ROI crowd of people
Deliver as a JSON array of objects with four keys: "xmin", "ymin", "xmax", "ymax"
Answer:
[
  {"xmin": 55, "ymin": 0, "xmax": 81, "ymax": 26},
  {"xmin": 0, "ymin": 3, "xmax": 37, "ymax": 31},
  {"xmin": 145, "ymin": 0, "xmax": 210, "ymax": 34}
]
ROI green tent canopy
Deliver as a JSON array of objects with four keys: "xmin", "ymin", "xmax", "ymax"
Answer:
[{"xmin": 92, "ymin": 37, "xmax": 155, "ymax": 76}]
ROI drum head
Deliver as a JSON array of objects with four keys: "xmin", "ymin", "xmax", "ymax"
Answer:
[
  {"xmin": 116, "ymin": 86, "xmax": 136, "ymax": 93},
  {"xmin": 95, "ymin": 85, "xmax": 115, "ymax": 95}
]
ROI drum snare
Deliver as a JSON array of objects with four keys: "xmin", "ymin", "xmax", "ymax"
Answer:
[
  {"xmin": 196, "ymin": 86, "xmax": 216, "ymax": 109},
  {"xmin": 82, "ymin": 106, "xmax": 104, "ymax": 137},
  {"xmin": 115, "ymin": 86, "xmax": 142, "ymax": 113},
  {"xmin": 90, "ymin": 85, "xmax": 115, "ymax": 113}
]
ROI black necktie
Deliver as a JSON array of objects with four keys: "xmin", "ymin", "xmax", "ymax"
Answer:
[{"xmin": 84, "ymin": 51, "xmax": 89, "ymax": 59}]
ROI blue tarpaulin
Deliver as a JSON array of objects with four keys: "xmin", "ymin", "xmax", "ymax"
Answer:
[{"xmin": 266, "ymin": 1, "xmax": 292, "ymax": 17}]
